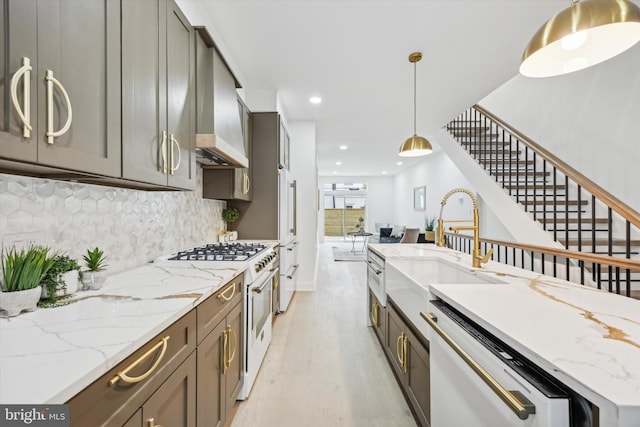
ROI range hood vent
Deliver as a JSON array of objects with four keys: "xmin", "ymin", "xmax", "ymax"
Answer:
[
  {"xmin": 196, "ymin": 134, "xmax": 248, "ymax": 168},
  {"xmin": 195, "ymin": 27, "xmax": 248, "ymax": 169}
]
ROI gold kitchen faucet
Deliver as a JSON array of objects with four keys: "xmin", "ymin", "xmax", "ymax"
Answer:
[{"xmin": 436, "ymin": 188, "xmax": 493, "ymax": 268}]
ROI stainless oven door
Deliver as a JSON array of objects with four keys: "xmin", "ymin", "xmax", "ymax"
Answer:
[{"xmin": 251, "ymin": 268, "xmax": 277, "ymax": 340}]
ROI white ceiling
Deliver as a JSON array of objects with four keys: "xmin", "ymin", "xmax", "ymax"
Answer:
[{"xmin": 186, "ymin": 0, "xmax": 569, "ymax": 176}]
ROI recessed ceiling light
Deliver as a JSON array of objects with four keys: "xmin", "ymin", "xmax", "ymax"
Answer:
[
  {"xmin": 382, "ymin": 171, "xmax": 388, "ymax": 175},
  {"xmin": 333, "ymin": 171, "xmax": 338, "ymax": 174},
  {"xmin": 309, "ymin": 96, "xmax": 322, "ymax": 104},
  {"xmin": 396, "ymin": 161, "xmax": 403, "ymax": 166},
  {"xmin": 335, "ymin": 161, "xmax": 342, "ymax": 166},
  {"xmin": 339, "ymin": 145, "xmax": 348, "ymax": 150}
]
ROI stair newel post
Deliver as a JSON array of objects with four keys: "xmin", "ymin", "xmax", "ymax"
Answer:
[
  {"xmin": 501, "ymin": 128, "xmax": 506, "ymax": 187},
  {"xmin": 565, "ymin": 175, "xmax": 571, "ymax": 279},
  {"xmin": 577, "ymin": 185, "xmax": 582, "ymax": 252}
]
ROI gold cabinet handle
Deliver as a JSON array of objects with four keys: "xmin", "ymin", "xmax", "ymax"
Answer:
[
  {"xmin": 10, "ymin": 57, "xmax": 32, "ymax": 137},
  {"xmin": 147, "ymin": 417, "xmax": 164, "ymax": 427},
  {"xmin": 159, "ymin": 131, "xmax": 168, "ymax": 173},
  {"xmin": 421, "ymin": 312, "xmax": 536, "ymax": 420},
  {"xmin": 169, "ymin": 134, "xmax": 182, "ymax": 175},
  {"xmin": 217, "ymin": 282, "xmax": 236, "ymax": 302},
  {"xmin": 221, "ymin": 330, "xmax": 228, "ymax": 374},
  {"xmin": 108, "ymin": 336, "xmax": 170, "ymax": 387},
  {"xmin": 370, "ymin": 301, "xmax": 379, "ymax": 328},
  {"xmin": 227, "ymin": 325, "xmax": 237, "ymax": 368},
  {"xmin": 45, "ymin": 69, "xmax": 73, "ymax": 144},
  {"xmin": 242, "ymin": 171, "xmax": 250, "ymax": 194},
  {"xmin": 396, "ymin": 333, "xmax": 404, "ymax": 369},
  {"xmin": 402, "ymin": 335, "xmax": 408, "ymax": 374}
]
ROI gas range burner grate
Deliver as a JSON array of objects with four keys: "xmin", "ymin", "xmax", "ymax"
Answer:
[{"xmin": 168, "ymin": 242, "xmax": 267, "ymax": 262}]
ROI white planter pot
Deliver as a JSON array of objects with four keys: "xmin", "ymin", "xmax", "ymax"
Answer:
[
  {"xmin": 41, "ymin": 270, "xmax": 80, "ymax": 299},
  {"xmin": 0, "ymin": 286, "xmax": 42, "ymax": 317},
  {"xmin": 81, "ymin": 270, "xmax": 106, "ymax": 290}
]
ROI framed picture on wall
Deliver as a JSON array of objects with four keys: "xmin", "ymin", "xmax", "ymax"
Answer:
[{"xmin": 414, "ymin": 186, "xmax": 426, "ymax": 211}]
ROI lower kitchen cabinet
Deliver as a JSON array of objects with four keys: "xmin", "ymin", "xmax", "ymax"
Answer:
[
  {"xmin": 141, "ymin": 351, "xmax": 197, "ymax": 427},
  {"xmin": 369, "ymin": 289, "xmax": 386, "ymax": 345},
  {"xmin": 67, "ymin": 310, "xmax": 197, "ymax": 426},
  {"xmin": 197, "ymin": 288, "xmax": 244, "ymax": 427},
  {"xmin": 385, "ymin": 300, "xmax": 430, "ymax": 427}
]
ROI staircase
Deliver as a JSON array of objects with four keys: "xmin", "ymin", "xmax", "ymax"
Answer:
[{"xmin": 446, "ymin": 105, "xmax": 640, "ymax": 295}]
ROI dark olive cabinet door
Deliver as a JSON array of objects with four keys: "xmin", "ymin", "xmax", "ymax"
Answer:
[
  {"xmin": 0, "ymin": 0, "xmax": 37, "ymax": 162},
  {"xmin": 165, "ymin": 0, "xmax": 195, "ymax": 189},
  {"xmin": 225, "ymin": 302, "xmax": 244, "ymax": 413},
  {"xmin": 122, "ymin": 0, "xmax": 194, "ymax": 190},
  {"xmin": 142, "ymin": 351, "xmax": 197, "ymax": 427},
  {"xmin": 36, "ymin": 0, "xmax": 121, "ymax": 176},
  {"xmin": 385, "ymin": 303, "xmax": 406, "ymax": 380},
  {"xmin": 197, "ymin": 319, "xmax": 225, "ymax": 427},
  {"xmin": 0, "ymin": 0, "xmax": 120, "ymax": 177},
  {"xmin": 406, "ymin": 330, "xmax": 431, "ymax": 427}
]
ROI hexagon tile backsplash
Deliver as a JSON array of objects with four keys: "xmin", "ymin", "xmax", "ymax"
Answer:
[{"xmin": 0, "ymin": 169, "xmax": 226, "ymax": 274}]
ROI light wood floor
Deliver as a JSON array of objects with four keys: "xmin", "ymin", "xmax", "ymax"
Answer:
[{"xmin": 230, "ymin": 242, "xmax": 417, "ymax": 427}]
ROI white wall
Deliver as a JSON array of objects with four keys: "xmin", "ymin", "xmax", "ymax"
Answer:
[
  {"xmin": 318, "ymin": 175, "xmax": 395, "ymax": 241},
  {"xmin": 479, "ymin": 42, "xmax": 640, "ymax": 212},
  {"xmin": 288, "ymin": 121, "xmax": 317, "ymax": 291},
  {"xmin": 393, "ymin": 151, "xmax": 473, "ymax": 229}
]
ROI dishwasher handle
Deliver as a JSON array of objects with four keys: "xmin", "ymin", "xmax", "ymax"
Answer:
[{"xmin": 421, "ymin": 312, "xmax": 536, "ymax": 420}]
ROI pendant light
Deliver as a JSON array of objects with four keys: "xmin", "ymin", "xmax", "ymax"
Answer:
[
  {"xmin": 520, "ymin": 0, "xmax": 640, "ymax": 78},
  {"xmin": 399, "ymin": 52, "xmax": 433, "ymax": 157}
]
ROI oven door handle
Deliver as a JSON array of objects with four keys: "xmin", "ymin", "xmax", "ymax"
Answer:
[
  {"xmin": 253, "ymin": 269, "xmax": 278, "ymax": 293},
  {"xmin": 367, "ymin": 262, "xmax": 382, "ymax": 275},
  {"xmin": 421, "ymin": 312, "xmax": 536, "ymax": 420}
]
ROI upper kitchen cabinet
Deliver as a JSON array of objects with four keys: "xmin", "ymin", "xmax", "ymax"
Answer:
[
  {"xmin": 0, "ymin": 0, "xmax": 121, "ymax": 177},
  {"xmin": 122, "ymin": 0, "xmax": 196, "ymax": 190}
]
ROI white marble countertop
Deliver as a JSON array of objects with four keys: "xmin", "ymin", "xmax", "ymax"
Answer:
[
  {"xmin": 368, "ymin": 243, "xmax": 640, "ymax": 426},
  {"xmin": 0, "ymin": 262, "xmax": 244, "ymax": 404}
]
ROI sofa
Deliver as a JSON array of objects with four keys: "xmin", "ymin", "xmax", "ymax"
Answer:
[{"xmin": 379, "ymin": 226, "xmax": 405, "ymax": 243}]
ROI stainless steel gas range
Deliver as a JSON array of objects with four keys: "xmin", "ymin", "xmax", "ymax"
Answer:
[{"xmin": 154, "ymin": 241, "xmax": 279, "ymax": 400}]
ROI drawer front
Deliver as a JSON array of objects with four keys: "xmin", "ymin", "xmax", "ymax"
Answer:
[
  {"xmin": 67, "ymin": 310, "xmax": 196, "ymax": 427},
  {"xmin": 197, "ymin": 273, "xmax": 243, "ymax": 343}
]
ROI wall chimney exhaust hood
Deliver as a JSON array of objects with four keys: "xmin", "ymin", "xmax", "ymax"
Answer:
[{"xmin": 195, "ymin": 27, "xmax": 249, "ymax": 168}]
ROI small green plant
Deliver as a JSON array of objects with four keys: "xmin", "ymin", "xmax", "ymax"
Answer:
[
  {"xmin": 1, "ymin": 246, "xmax": 55, "ymax": 292},
  {"xmin": 424, "ymin": 215, "xmax": 437, "ymax": 232},
  {"xmin": 40, "ymin": 254, "xmax": 81, "ymax": 304},
  {"xmin": 83, "ymin": 247, "xmax": 108, "ymax": 272},
  {"xmin": 222, "ymin": 207, "xmax": 240, "ymax": 229}
]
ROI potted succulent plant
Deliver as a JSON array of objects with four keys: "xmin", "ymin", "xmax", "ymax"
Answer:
[
  {"xmin": 40, "ymin": 254, "xmax": 81, "ymax": 302},
  {"xmin": 0, "ymin": 245, "xmax": 54, "ymax": 317},
  {"xmin": 424, "ymin": 215, "xmax": 437, "ymax": 242},
  {"xmin": 81, "ymin": 247, "xmax": 108, "ymax": 290}
]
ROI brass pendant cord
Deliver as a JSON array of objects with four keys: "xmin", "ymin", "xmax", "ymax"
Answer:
[{"xmin": 412, "ymin": 60, "xmax": 417, "ymax": 135}]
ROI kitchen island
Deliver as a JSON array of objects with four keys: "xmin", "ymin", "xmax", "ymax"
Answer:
[
  {"xmin": 0, "ymin": 262, "xmax": 244, "ymax": 405},
  {"xmin": 368, "ymin": 243, "xmax": 640, "ymax": 427}
]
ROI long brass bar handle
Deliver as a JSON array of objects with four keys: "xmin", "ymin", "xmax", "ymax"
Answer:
[
  {"xmin": 396, "ymin": 333, "xmax": 404, "ymax": 369},
  {"xmin": 45, "ymin": 70, "xmax": 73, "ymax": 144},
  {"xmin": 108, "ymin": 336, "xmax": 170, "ymax": 387},
  {"xmin": 402, "ymin": 335, "xmax": 408, "ymax": 374},
  {"xmin": 222, "ymin": 330, "xmax": 229, "ymax": 374},
  {"xmin": 217, "ymin": 282, "xmax": 236, "ymax": 302},
  {"xmin": 169, "ymin": 134, "xmax": 182, "ymax": 175},
  {"xmin": 159, "ymin": 131, "xmax": 167, "ymax": 173},
  {"xmin": 421, "ymin": 312, "xmax": 536, "ymax": 420},
  {"xmin": 10, "ymin": 57, "xmax": 33, "ymax": 137},
  {"xmin": 242, "ymin": 171, "xmax": 250, "ymax": 194},
  {"xmin": 273, "ymin": 274, "xmax": 279, "ymax": 290},
  {"xmin": 370, "ymin": 302, "xmax": 379, "ymax": 327},
  {"xmin": 227, "ymin": 326, "xmax": 237, "ymax": 366}
]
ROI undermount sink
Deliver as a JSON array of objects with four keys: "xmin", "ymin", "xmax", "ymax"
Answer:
[{"xmin": 385, "ymin": 257, "xmax": 506, "ymax": 337}]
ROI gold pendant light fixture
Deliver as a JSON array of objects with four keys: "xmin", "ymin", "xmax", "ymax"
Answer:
[
  {"xmin": 520, "ymin": 0, "xmax": 640, "ymax": 78},
  {"xmin": 398, "ymin": 52, "xmax": 433, "ymax": 157}
]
